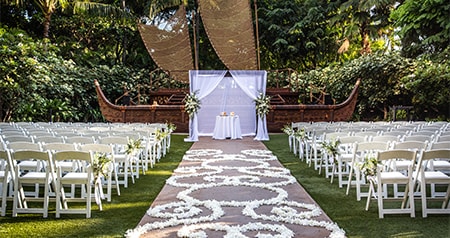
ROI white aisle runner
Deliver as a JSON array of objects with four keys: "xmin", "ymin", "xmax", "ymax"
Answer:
[{"xmin": 125, "ymin": 137, "xmax": 345, "ymax": 238}]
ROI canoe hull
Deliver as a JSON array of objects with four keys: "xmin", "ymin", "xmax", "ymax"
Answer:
[{"xmin": 95, "ymin": 80, "xmax": 360, "ymax": 133}]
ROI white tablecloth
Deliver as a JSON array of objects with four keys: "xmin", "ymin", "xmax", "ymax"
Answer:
[{"xmin": 212, "ymin": 116, "xmax": 242, "ymax": 140}]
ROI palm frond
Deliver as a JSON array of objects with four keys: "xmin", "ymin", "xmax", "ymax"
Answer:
[{"xmin": 74, "ymin": 2, "xmax": 134, "ymax": 20}]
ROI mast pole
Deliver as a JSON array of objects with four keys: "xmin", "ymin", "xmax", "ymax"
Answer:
[
  {"xmin": 254, "ymin": 0, "xmax": 261, "ymax": 70},
  {"xmin": 194, "ymin": 0, "xmax": 200, "ymax": 70},
  {"xmin": 193, "ymin": 8, "xmax": 199, "ymax": 70}
]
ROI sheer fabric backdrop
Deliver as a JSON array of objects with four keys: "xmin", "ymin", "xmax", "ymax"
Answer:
[{"xmin": 185, "ymin": 70, "xmax": 269, "ymax": 141}]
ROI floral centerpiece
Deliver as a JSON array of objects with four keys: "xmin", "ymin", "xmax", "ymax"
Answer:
[
  {"xmin": 254, "ymin": 92, "xmax": 271, "ymax": 117},
  {"xmin": 183, "ymin": 90, "xmax": 201, "ymax": 118},
  {"xmin": 358, "ymin": 156, "xmax": 379, "ymax": 177}
]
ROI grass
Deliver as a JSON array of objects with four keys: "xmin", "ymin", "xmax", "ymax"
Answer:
[
  {"xmin": 0, "ymin": 135, "xmax": 194, "ymax": 237},
  {"xmin": 1, "ymin": 134, "xmax": 449, "ymax": 237},
  {"xmin": 265, "ymin": 133, "xmax": 450, "ymax": 238}
]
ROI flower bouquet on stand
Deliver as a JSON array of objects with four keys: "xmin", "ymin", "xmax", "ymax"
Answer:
[
  {"xmin": 184, "ymin": 90, "xmax": 201, "ymax": 118},
  {"xmin": 254, "ymin": 92, "xmax": 271, "ymax": 117},
  {"xmin": 183, "ymin": 91, "xmax": 201, "ymax": 142},
  {"xmin": 92, "ymin": 152, "xmax": 113, "ymax": 210},
  {"xmin": 320, "ymin": 139, "xmax": 341, "ymax": 183}
]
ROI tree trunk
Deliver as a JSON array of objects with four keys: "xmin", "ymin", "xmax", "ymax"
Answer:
[
  {"xmin": 43, "ymin": 13, "xmax": 52, "ymax": 39},
  {"xmin": 359, "ymin": 21, "xmax": 371, "ymax": 55}
]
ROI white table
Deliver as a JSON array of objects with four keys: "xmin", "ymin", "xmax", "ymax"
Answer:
[{"xmin": 212, "ymin": 115, "xmax": 242, "ymax": 140}]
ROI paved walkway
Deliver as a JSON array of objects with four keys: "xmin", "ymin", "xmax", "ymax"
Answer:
[{"xmin": 126, "ymin": 137, "xmax": 344, "ymax": 238}]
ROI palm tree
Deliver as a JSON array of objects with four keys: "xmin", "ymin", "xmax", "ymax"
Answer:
[
  {"xmin": 332, "ymin": 0, "xmax": 397, "ymax": 55},
  {"xmin": 2, "ymin": 0, "xmax": 69, "ymax": 38}
]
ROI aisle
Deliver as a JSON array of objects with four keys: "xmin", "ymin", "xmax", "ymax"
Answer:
[{"xmin": 125, "ymin": 137, "xmax": 345, "ymax": 238}]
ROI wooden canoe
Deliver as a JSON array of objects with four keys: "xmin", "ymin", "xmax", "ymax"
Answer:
[{"xmin": 94, "ymin": 79, "xmax": 360, "ymax": 132}]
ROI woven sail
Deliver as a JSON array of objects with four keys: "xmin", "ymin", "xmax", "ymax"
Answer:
[
  {"xmin": 199, "ymin": 0, "xmax": 257, "ymax": 70},
  {"xmin": 138, "ymin": 6, "xmax": 193, "ymax": 82}
]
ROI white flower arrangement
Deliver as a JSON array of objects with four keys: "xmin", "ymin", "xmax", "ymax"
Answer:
[
  {"xmin": 254, "ymin": 92, "xmax": 271, "ymax": 117},
  {"xmin": 92, "ymin": 152, "xmax": 112, "ymax": 179},
  {"xmin": 320, "ymin": 139, "xmax": 341, "ymax": 164},
  {"xmin": 281, "ymin": 124, "xmax": 294, "ymax": 136},
  {"xmin": 125, "ymin": 149, "xmax": 346, "ymax": 238},
  {"xmin": 184, "ymin": 90, "xmax": 201, "ymax": 118},
  {"xmin": 358, "ymin": 155, "xmax": 379, "ymax": 177},
  {"xmin": 167, "ymin": 122, "xmax": 177, "ymax": 133}
]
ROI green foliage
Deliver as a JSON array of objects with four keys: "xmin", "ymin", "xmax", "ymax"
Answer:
[
  {"xmin": 258, "ymin": 0, "xmax": 339, "ymax": 71},
  {"xmin": 391, "ymin": 0, "xmax": 450, "ymax": 57},
  {"xmin": 400, "ymin": 57, "xmax": 450, "ymax": 120},
  {"xmin": 0, "ymin": 25, "xmax": 158, "ymax": 122}
]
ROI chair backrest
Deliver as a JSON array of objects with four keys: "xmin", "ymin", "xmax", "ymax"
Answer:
[
  {"xmin": 0, "ymin": 149, "xmax": 10, "ymax": 171},
  {"xmin": 52, "ymin": 150, "xmax": 93, "ymax": 172},
  {"xmin": 392, "ymin": 141, "xmax": 428, "ymax": 151},
  {"xmin": 403, "ymin": 135, "xmax": 433, "ymax": 143},
  {"xmin": 338, "ymin": 136, "xmax": 367, "ymax": 144},
  {"xmin": 372, "ymin": 135, "xmax": 400, "ymax": 144},
  {"xmin": 1, "ymin": 131, "xmax": 26, "ymax": 138},
  {"xmin": 325, "ymin": 132, "xmax": 349, "ymax": 141},
  {"xmin": 65, "ymin": 136, "xmax": 95, "ymax": 144},
  {"xmin": 410, "ymin": 130, "xmax": 438, "ymax": 137},
  {"xmin": 3, "ymin": 136, "xmax": 34, "ymax": 143},
  {"xmin": 382, "ymin": 131, "xmax": 408, "ymax": 137},
  {"xmin": 11, "ymin": 150, "xmax": 53, "ymax": 171},
  {"xmin": 356, "ymin": 141, "xmax": 390, "ymax": 152},
  {"xmin": 436, "ymin": 135, "xmax": 450, "ymax": 142},
  {"xmin": 110, "ymin": 132, "xmax": 140, "ymax": 140},
  {"xmin": 7, "ymin": 142, "xmax": 41, "ymax": 151},
  {"xmin": 354, "ymin": 141, "xmax": 390, "ymax": 160},
  {"xmin": 34, "ymin": 136, "xmax": 64, "ymax": 144},
  {"xmin": 98, "ymin": 136, "xmax": 128, "ymax": 145},
  {"xmin": 41, "ymin": 142, "xmax": 77, "ymax": 152},
  {"xmin": 429, "ymin": 141, "xmax": 450, "ymax": 150},
  {"xmin": 353, "ymin": 131, "xmax": 378, "ymax": 138},
  {"xmin": 78, "ymin": 143, "xmax": 114, "ymax": 155},
  {"xmin": 416, "ymin": 149, "xmax": 450, "ymax": 175},
  {"xmin": 376, "ymin": 149, "xmax": 417, "ymax": 174}
]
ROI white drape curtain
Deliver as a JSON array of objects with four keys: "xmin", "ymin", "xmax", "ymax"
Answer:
[{"xmin": 185, "ymin": 70, "xmax": 269, "ymax": 141}]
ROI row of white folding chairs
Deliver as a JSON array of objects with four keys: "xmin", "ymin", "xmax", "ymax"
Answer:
[
  {"xmin": 310, "ymin": 138, "xmax": 450, "ymax": 218},
  {"xmin": 1, "ymin": 149, "xmax": 97, "ymax": 218},
  {"xmin": 1, "ymin": 137, "xmax": 153, "ymax": 188},
  {"xmin": 287, "ymin": 125, "xmax": 450, "ymax": 218},
  {"xmin": 363, "ymin": 148, "xmax": 450, "ymax": 218}
]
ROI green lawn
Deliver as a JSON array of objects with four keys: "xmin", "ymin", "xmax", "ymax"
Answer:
[{"xmin": 1, "ymin": 134, "xmax": 449, "ymax": 237}]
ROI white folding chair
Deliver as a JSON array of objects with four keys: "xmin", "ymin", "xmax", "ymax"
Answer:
[
  {"xmin": 415, "ymin": 149, "xmax": 450, "ymax": 217},
  {"xmin": 0, "ymin": 150, "xmax": 13, "ymax": 216},
  {"xmin": 366, "ymin": 150, "xmax": 417, "ymax": 218},
  {"xmin": 332, "ymin": 136, "xmax": 366, "ymax": 188},
  {"xmin": 78, "ymin": 144, "xmax": 121, "ymax": 202},
  {"xmin": 53, "ymin": 150, "xmax": 94, "ymax": 218},
  {"xmin": 391, "ymin": 141, "xmax": 428, "ymax": 197},
  {"xmin": 10, "ymin": 150, "xmax": 54, "ymax": 218},
  {"xmin": 346, "ymin": 141, "xmax": 390, "ymax": 201},
  {"xmin": 98, "ymin": 136, "xmax": 137, "ymax": 188}
]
